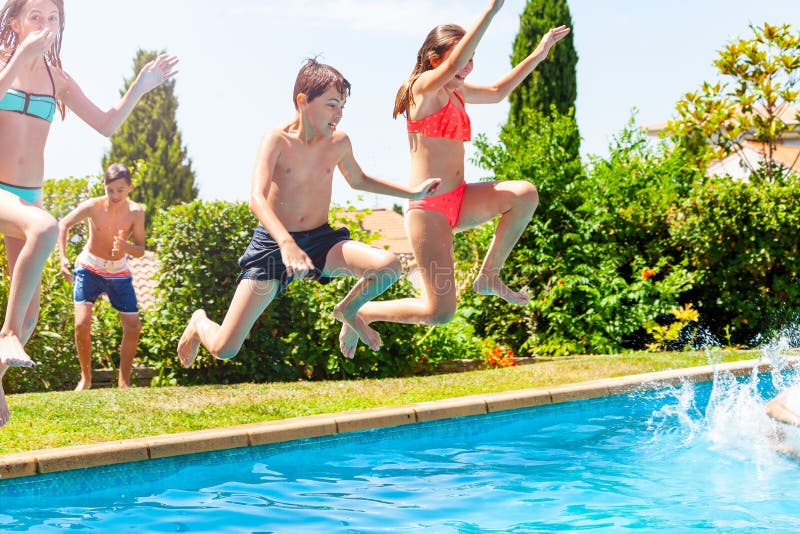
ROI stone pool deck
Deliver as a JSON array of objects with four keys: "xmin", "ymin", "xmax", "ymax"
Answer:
[{"xmin": 0, "ymin": 359, "xmax": 786, "ymax": 481}]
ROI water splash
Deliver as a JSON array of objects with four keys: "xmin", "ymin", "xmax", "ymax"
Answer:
[{"xmin": 648, "ymin": 327, "xmax": 800, "ymax": 471}]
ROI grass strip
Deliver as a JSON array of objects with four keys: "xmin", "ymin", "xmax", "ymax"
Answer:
[{"xmin": 1, "ymin": 351, "xmax": 755, "ymax": 454}]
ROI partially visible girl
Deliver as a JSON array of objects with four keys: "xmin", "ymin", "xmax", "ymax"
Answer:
[
  {"xmin": 340, "ymin": 0, "xmax": 569, "ymax": 357},
  {"xmin": 0, "ymin": 0, "xmax": 177, "ymax": 427}
]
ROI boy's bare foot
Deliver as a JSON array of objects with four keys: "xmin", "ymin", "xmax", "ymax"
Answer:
[
  {"xmin": 178, "ymin": 309, "xmax": 205, "ymax": 368},
  {"xmin": 332, "ymin": 306, "xmax": 381, "ymax": 352},
  {"xmin": 0, "ymin": 334, "xmax": 35, "ymax": 367},
  {"xmin": 0, "ymin": 364, "xmax": 9, "ymax": 428},
  {"xmin": 339, "ymin": 323, "xmax": 360, "ymax": 359},
  {"xmin": 474, "ymin": 273, "xmax": 530, "ymax": 306},
  {"xmin": 75, "ymin": 377, "xmax": 92, "ymax": 391}
]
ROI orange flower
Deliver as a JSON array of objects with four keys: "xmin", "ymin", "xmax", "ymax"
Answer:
[{"xmin": 641, "ymin": 268, "xmax": 657, "ymax": 280}]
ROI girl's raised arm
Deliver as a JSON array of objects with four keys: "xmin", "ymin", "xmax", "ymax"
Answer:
[
  {"xmin": 0, "ymin": 28, "xmax": 55, "ymax": 96},
  {"xmin": 57, "ymin": 53, "xmax": 178, "ymax": 137},
  {"xmin": 413, "ymin": 0, "xmax": 504, "ymax": 96},
  {"xmin": 463, "ymin": 25, "xmax": 570, "ymax": 104}
]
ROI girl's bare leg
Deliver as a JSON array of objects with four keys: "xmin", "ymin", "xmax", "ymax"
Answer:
[
  {"xmin": 455, "ymin": 180, "xmax": 538, "ymax": 305},
  {"xmin": 341, "ymin": 180, "xmax": 537, "ymax": 352},
  {"xmin": 177, "ymin": 279, "xmax": 280, "ymax": 367},
  {"xmin": 0, "ymin": 194, "xmax": 59, "ymax": 366},
  {"xmin": 322, "ymin": 241, "xmax": 402, "ymax": 357},
  {"xmin": 340, "ymin": 210, "xmax": 459, "ymax": 354}
]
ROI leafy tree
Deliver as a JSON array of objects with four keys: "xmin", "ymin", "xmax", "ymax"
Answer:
[
  {"xmin": 103, "ymin": 49, "xmax": 198, "ymax": 223},
  {"xmin": 666, "ymin": 23, "xmax": 800, "ymax": 182},
  {"xmin": 507, "ymin": 0, "xmax": 578, "ymax": 125}
]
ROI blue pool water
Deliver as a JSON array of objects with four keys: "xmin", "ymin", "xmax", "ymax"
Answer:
[{"xmin": 2, "ymin": 363, "xmax": 799, "ymax": 532}]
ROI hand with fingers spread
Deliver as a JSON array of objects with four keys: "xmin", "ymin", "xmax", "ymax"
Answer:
[
  {"xmin": 133, "ymin": 53, "xmax": 180, "ymax": 94},
  {"xmin": 280, "ymin": 241, "xmax": 315, "ymax": 282},
  {"xmin": 411, "ymin": 178, "xmax": 442, "ymax": 200},
  {"xmin": 539, "ymin": 26, "xmax": 571, "ymax": 55}
]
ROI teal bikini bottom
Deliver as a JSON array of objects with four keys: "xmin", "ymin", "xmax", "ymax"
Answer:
[{"xmin": 0, "ymin": 181, "xmax": 43, "ymax": 204}]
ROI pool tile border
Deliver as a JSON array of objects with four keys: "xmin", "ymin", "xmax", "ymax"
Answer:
[{"xmin": 0, "ymin": 358, "xmax": 787, "ymax": 480}]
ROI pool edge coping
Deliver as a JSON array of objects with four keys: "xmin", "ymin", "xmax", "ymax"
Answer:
[{"xmin": 0, "ymin": 358, "xmax": 788, "ymax": 480}]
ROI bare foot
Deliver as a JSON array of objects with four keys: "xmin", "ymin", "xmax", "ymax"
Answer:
[
  {"xmin": 75, "ymin": 376, "xmax": 92, "ymax": 391},
  {"xmin": 178, "ymin": 309, "xmax": 205, "ymax": 368},
  {"xmin": 118, "ymin": 382, "xmax": 130, "ymax": 389},
  {"xmin": 339, "ymin": 323, "xmax": 360, "ymax": 359},
  {"xmin": 0, "ymin": 363, "xmax": 9, "ymax": 428},
  {"xmin": 332, "ymin": 306, "xmax": 381, "ymax": 352},
  {"xmin": 0, "ymin": 333, "xmax": 35, "ymax": 367},
  {"xmin": 474, "ymin": 273, "xmax": 530, "ymax": 306}
]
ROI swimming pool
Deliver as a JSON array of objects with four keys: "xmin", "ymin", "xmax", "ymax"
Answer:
[{"xmin": 1, "ymin": 366, "xmax": 799, "ymax": 532}]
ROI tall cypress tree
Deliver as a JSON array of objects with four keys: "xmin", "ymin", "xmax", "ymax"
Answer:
[
  {"xmin": 103, "ymin": 49, "xmax": 198, "ymax": 224},
  {"xmin": 507, "ymin": 0, "xmax": 578, "ymax": 125}
]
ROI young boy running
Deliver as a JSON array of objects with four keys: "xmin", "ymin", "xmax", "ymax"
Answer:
[
  {"xmin": 177, "ymin": 59, "xmax": 439, "ymax": 365},
  {"xmin": 57, "ymin": 163, "xmax": 145, "ymax": 390}
]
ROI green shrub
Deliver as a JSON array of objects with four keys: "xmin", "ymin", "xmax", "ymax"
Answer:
[
  {"xmin": 472, "ymin": 112, "xmax": 697, "ymax": 356},
  {"xmin": 670, "ymin": 176, "xmax": 800, "ymax": 344}
]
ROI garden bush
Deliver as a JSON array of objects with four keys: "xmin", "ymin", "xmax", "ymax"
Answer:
[
  {"xmin": 670, "ymin": 176, "xmax": 800, "ymax": 344},
  {"xmin": 472, "ymin": 112, "xmax": 698, "ymax": 356}
]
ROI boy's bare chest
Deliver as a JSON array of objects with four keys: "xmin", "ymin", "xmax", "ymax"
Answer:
[
  {"xmin": 276, "ymin": 147, "xmax": 338, "ymax": 187},
  {"xmin": 89, "ymin": 209, "xmax": 134, "ymax": 233}
]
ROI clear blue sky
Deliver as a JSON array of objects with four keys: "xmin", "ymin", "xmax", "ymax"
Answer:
[{"xmin": 44, "ymin": 1, "xmax": 800, "ymax": 209}]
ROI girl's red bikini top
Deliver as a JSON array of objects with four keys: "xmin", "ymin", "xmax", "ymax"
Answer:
[{"xmin": 406, "ymin": 91, "xmax": 471, "ymax": 142}]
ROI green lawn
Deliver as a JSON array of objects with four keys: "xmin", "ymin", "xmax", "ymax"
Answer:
[{"xmin": 1, "ymin": 351, "xmax": 757, "ymax": 454}]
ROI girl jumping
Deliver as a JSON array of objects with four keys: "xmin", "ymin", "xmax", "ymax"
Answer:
[{"xmin": 340, "ymin": 0, "xmax": 569, "ymax": 357}]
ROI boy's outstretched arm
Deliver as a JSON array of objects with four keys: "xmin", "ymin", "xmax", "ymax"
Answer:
[
  {"xmin": 249, "ymin": 132, "xmax": 315, "ymax": 280},
  {"xmin": 57, "ymin": 200, "xmax": 94, "ymax": 283},
  {"xmin": 463, "ymin": 25, "xmax": 571, "ymax": 104},
  {"xmin": 337, "ymin": 135, "xmax": 441, "ymax": 199}
]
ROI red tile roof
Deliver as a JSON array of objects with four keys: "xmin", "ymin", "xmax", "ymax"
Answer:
[
  {"xmin": 743, "ymin": 140, "xmax": 800, "ymax": 172},
  {"xmin": 357, "ymin": 209, "xmax": 413, "ymax": 255},
  {"xmin": 128, "ymin": 251, "xmax": 159, "ymax": 310}
]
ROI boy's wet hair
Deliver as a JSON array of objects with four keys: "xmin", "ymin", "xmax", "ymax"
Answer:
[
  {"xmin": 104, "ymin": 163, "xmax": 132, "ymax": 185},
  {"xmin": 293, "ymin": 58, "xmax": 351, "ymax": 109}
]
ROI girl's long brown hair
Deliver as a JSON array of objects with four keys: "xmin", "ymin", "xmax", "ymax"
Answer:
[
  {"xmin": 393, "ymin": 24, "xmax": 465, "ymax": 119},
  {"xmin": 0, "ymin": 0, "xmax": 66, "ymax": 119}
]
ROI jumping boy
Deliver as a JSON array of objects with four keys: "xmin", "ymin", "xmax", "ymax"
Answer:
[
  {"xmin": 57, "ymin": 163, "xmax": 145, "ymax": 390},
  {"xmin": 177, "ymin": 58, "xmax": 440, "ymax": 365}
]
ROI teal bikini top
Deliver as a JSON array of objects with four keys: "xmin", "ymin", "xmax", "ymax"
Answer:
[{"xmin": 0, "ymin": 60, "xmax": 56, "ymax": 122}]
